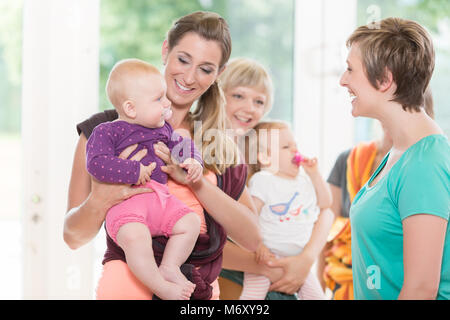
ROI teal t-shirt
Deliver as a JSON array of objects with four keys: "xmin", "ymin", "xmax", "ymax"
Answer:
[{"xmin": 350, "ymin": 134, "xmax": 450, "ymax": 300}]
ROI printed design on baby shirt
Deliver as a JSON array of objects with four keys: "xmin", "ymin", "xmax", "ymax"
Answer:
[
  {"xmin": 270, "ymin": 192, "xmax": 308, "ymax": 222},
  {"xmin": 289, "ymin": 204, "xmax": 303, "ymax": 217}
]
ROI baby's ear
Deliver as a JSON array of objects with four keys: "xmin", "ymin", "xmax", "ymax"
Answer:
[{"xmin": 122, "ymin": 100, "xmax": 137, "ymax": 119}]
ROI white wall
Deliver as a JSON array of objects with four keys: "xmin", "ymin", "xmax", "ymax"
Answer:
[
  {"xmin": 21, "ymin": 0, "xmax": 99, "ymax": 299},
  {"xmin": 293, "ymin": 0, "xmax": 357, "ymax": 176}
]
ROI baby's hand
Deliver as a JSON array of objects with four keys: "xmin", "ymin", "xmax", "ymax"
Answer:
[
  {"xmin": 300, "ymin": 156, "xmax": 319, "ymax": 175},
  {"xmin": 179, "ymin": 159, "xmax": 203, "ymax": 184},
  {"xmin": 137, "ymin": 162, "xmax": 156, "ymax": 185},
  {"xmin": 255, "ymin": 243, "xmax": 275, "ymax": 264}
]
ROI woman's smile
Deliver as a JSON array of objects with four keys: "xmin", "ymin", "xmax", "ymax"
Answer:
[{"xmin": 174, "ymin": 79, "xmax": 195, "ymax": 93}]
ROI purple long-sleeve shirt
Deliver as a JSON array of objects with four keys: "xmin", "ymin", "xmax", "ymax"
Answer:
[{"xmin": 86, "ymin": 120, "xmax": 202, "ymax": 185}]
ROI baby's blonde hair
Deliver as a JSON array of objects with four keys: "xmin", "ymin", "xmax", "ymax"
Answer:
[
  {"xmin": 106, "ymin": 58, "xmax": 160, "ymax": 112},
  {"xmin": 245, "ymin": 120, "xmax": 290, "ymax": 183}
]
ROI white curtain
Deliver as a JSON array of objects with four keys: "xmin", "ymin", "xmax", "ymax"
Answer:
[{"xmin": 21, "ymin": 0, "xmax": 99, "ymax": 299}]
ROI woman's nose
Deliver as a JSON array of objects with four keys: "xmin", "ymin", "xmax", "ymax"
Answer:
[
  {"xmin": 339, "ymin": 71, "xmax": 348, "ymax": 87},
  {"xmin": 184, "ymin": 66, "xmax": 196, "ymax": 85}
]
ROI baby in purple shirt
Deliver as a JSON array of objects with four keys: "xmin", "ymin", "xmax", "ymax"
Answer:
[{"xmin": 86, "ymin": 59, "xmax": 203, "ymax": 300}]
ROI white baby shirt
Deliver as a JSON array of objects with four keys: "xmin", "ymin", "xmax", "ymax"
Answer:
[{"xmin": 249, "ymin": 170, "xmax": 320, "ymax": 256}]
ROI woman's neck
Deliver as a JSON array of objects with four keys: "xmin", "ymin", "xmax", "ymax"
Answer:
[
  {"xmin": 376, "ymin": 134, "xmax": 392, "ymax": 156},
  {"xmin": 378, "ymin": 104, "xmax": 442, "ymax": 152},
  {"xmin": 167, "ymin": 104, "xmax": 191, "ymax": 131}
]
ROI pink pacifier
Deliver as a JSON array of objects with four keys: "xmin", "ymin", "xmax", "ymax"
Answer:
[
  {"xmin": 163, "ymin": 107, "xmax": 173, "ymax": 120},
  {"xmin": 292, "ymin": 151, "xmax": 304, "ymax": 166}
]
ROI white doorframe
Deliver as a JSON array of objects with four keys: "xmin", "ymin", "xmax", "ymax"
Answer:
[
  {"xmin": 293, "ymin": 0, "xmax": 357, "ymax": 175},
  {"xmin": 21, "ymin": 0, "xmax": 99, "ymax": 299}
]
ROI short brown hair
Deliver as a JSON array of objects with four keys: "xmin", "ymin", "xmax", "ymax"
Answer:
[{"xmin": 347, "ymin": 17, "xmax": 435, "ymax": 112}]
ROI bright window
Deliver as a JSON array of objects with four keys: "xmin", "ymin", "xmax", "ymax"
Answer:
[{"xmin": 99, "ymin": 0, "xmax": 295, "ymax": 122}]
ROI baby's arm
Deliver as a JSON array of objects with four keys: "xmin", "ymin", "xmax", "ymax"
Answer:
[
  {"xmin": 168, "ymin": 131, "xmax": 203, "ymax": 166},
  {"xmin": 86, "ymin": 125, "xmax": 144, "ymax": 185},
  {"xmin": 179, "ymin": 158, "xmax": 203, "ymax": 183},
  {"xmin": 301, "ymin": 157, "xmax": 332, "ymax": 209},
  {"xmin": 168, "ymin": 131, "xmax": 203, "ymax": 182}
]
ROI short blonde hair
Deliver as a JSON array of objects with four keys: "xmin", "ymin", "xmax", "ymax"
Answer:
[
  {"xmin": 106, "ymin": 58, "xmax": 160, "ymax": 111},
  {"xmin": 347, "ymin": 17, "xmax": 435, "ymax": 112},
  {"xmin": 219, "ymin": 57, "xmax": 274, "ymax": 115}
]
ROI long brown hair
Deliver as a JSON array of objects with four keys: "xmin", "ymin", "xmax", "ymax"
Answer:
[{"xmin": 167, "ymin": 11, "xmax": 238, "ymax": 174}]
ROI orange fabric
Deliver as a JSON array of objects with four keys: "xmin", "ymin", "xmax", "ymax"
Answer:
[
  {"xmin": 324, "ymin": 141, "xmax": 377, "ymax": 300},
  {"xmin": 96, "ymin": 260, "xmax": 152, "ymax": 300},
  {"xmin": 96, "ymin": 172, "xmax": 219, "ymax": 300},
  {"xmin": 346, "ymin": 141, "xmax": 377, "ymax": 202},
  {"xmin": 323, "ymin": 217, "xmax": 353, "ymax": 300},
  {"xmin": 96, "ymin": 260, "xmax": 220, "ymax": 300}
]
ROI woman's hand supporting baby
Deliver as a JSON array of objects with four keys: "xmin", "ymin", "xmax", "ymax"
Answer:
[{"xmin": 137, "ymin": 162, "xmax": 157, "ymax": 185}]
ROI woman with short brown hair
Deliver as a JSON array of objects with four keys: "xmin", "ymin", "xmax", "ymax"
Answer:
[{"xmin": 340, "ymin": 17, "xmax": 449, "ymax": 300}]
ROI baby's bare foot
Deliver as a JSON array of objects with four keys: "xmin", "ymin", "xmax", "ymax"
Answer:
[
  {"xmin": 154, "ymin": 280, "xmax": 192, "ymax": 300},
  {"xmin": 159, "ymin": 264, "xmax": 196, "ymax": 292}
]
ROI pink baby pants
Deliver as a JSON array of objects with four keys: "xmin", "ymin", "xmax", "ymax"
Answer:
[{"xmin": 105, "ymin": 180, "xmax": 193, "ymax": 243}]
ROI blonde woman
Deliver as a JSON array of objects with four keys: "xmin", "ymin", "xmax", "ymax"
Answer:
[
  {"xmin": 217, "ymin": 58, "xmax": 334, "ymax": 299},
  {"xmin": 220, "ymin": 57, "xmax": 274, "ymax": 137}
]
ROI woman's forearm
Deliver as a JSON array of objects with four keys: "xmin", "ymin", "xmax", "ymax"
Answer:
[
  {"xmin": 222, "ymin": 241, "xmax": 283, "ymax": 283},
  {"xmin": 64, "ymin": 195, "xmax": 107, "ymax": 250},
  {"xmin": 222, "ymin": 241, "xmax": 263, "ymax": 274},
  {"xmin": 190, "ymin": 177, "xmax": 261, "ymax": 251}
]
